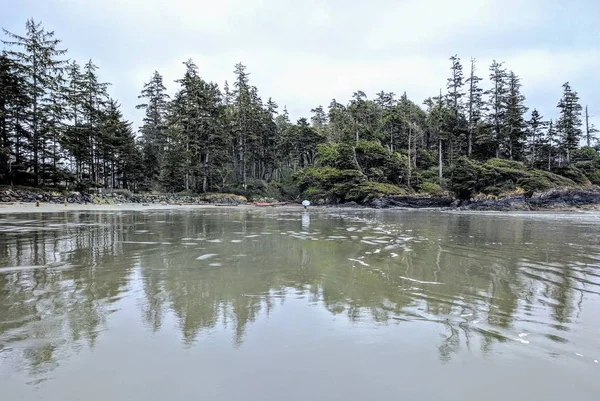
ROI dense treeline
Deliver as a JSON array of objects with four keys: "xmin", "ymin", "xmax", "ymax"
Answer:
[
  {"xmin": 0, "ymin": 20, "xmax": 143, "ymax": 190},
  {"xmin": 1, "ymin": 20, "xmax": 599, "ymax": 199}
]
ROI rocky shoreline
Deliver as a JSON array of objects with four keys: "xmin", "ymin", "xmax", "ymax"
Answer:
[
  {"xmin": 362, "ymin": 188, "xmax": 600, "ymax": 211},
  {"xmin": 0, "ymin": 188, "xmax": 247, "ymax": 206},
  {"xmin": 2, "ymin": 187, "xmax": 600, "ymax": 211}
]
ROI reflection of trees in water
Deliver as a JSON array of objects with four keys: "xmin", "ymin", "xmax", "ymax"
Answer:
[
  {"xmin": 0, "ymin": 212, "xmax": 134, "ymax": 376},
  {"xmin": 1, "ymin": 210, "xmax": 597, "ymax": 374}
]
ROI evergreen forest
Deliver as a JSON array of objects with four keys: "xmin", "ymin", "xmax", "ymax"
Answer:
[{"xmin": 2, "ymin": 19, "xmax": 599, "ymax": 202}]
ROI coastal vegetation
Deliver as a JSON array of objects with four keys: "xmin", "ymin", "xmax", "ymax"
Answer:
[{"xmin": 1, "ymin": 19, "xmax": 599, "ymax": 204}]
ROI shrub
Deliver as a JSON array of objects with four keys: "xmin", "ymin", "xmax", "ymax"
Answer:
[
  {"xmin": 449, "ymin": 157, "xmax": 579, "ymax": 199},
  {"xmin": 574, "ymin": 161, "xmax": 600, "ymax": 185},
  {"xmin": 551, "ymin": 166, "xmax": 591, "ymax": 186},
  {"xmin": 336, "ymin": 143, "xmax": 360, "ymax": 170},
  {"xmin": 292, "ymin": 166, "xmax": 407, "ymax": 203},
  {"xmin": 344, "ymin": 182, "xmax": 406, "ymax": 202},
  {"xmin": 517, "ymin": 170, "xmax": 576, "ymax": 195},
  {"xmin": 571, "ymin": 146, "xmax": 600, "ymax": 162},
  {"xmin": 200, "ymin": 193, "xmax": 247, "ymax": 203},
  {"xmin": 316, "ymin": 143, "xmax": 340, "ymax": 167},
  {"xmin": 420, "ymin": 167, "xmax": 441, "ymax": 182},
  {"xmin": 416, "ymin": 149, "xmax": 437, "ymax": 170},
  {"xmin": 448, "ymin": 157, "xmax": 483, "ymax": 199},
  {"xmin": 418, "ymin": 181, "xmax": 446, "ymax": 196}
]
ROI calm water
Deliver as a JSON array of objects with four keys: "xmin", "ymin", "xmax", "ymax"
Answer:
[{"xmin": 0, "ymin": 208, "xmax": 599, "ymax": 400}]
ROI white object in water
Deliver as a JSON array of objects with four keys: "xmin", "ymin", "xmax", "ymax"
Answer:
[
  {"xmin": 302, "ymin": 200, "xmax": 310, "ymax": 207},
  {"xmin": 302, "ymin": 212, "xmax": 310, "ymax": 229}
]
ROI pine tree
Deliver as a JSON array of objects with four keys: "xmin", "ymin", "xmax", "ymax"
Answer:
[
  {"xmin": 0, "ymin": 52, "xmax": 28, "ymax": 183},
  {"xmin": 527, "ymin": 109, "xmax": 546, "ymax": 167},
  {"xmin": 81, "ymin": 59, "xmax": 109, "ymax": 185},
  {"xmin": 465, "ymin": 58, "xmax": 484, "ymax": 156},
  {"xmin": 545, "ymin": 119, "xmax": 558, "ymax": 169},
  {"xmin": 485, "ymin": 60, "xmax": 508, "ymax": 158},
  {"xmin": 556, "ymin": 82, "xmax": 583, "ymax": 163},
  {"xmin": 446, "ymin": 55, "xmax": 465, "ymax": 114},
  {"xmin": 63, "ymin": 61, "xmax": 87, "ymax": 183},
  {"xmin": 424, "ymin": 91, "xmax": 452, "ymax": 181},
  {"xmin": 327, "ymin": 99, "xmax": 350, "ymax": 143},
  {"xmin": 445, "ymin": 55, "xmax": 465, "ymax": 159},
  {"xmin": 2, "ymin": 19, "xmax": 67, "ymax": 186},
  {"xmin": 44, "ymin": 71, "xmax": 67, "ymax": 185},
  {"xmin": 261, "ymin": 98, "xmax": 279, "ymax": 180},
  {"xmin": 349, "ymin": 90, "xmax": 367, "ymax": 143},
  {"xmin": 504, "ymin": 71, "xmax": 528, "ymax": 160},
  {"xmin": 374, "ymin": 91, "xmax": 396, "ymax": 150},
  {"xmin": 136, "ymin": 71, "xmax": 169, "ymax": 188},
  {"xmin": 99, "ymin": 99, "xmax": 135, "ymax": 188},
  {"xmin": 584, "ymin": 106, "xmax": 598, "ymax": 148},
  {"xmin": 310, "ymin": 105, "xmax": 327, "ymax": 130},
  {"xmin": 232, "ymin": 62, "xmax": 252, "ymax": 185}
]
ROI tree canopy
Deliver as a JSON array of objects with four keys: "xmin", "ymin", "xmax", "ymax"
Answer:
[{"xmin": 1, "ymin": 20, "xmax": 597, "ymax": 200}]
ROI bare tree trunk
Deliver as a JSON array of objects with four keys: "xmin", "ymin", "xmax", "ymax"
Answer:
[
  {"xmin": 413, "ymin": 127, "xmax": 417, "ymax": 169},
  {"xmin": 203, "ymin": 151, "xmax": 209, "ymax": 193},
  {"xmin": 185, "ymin": 138, "xmax": 189, "ymax": 191},
  {"xmin": 32, "ymin": 56, "xmax": 39, "ymax": 187},
  {"xmin": 438, "ymin": 139, "xmax": 443, "ymax": 182},
  {"xmin": 585, "ymin": 105, "xmax": 590, "ymax": 147},
  {"xmin": 508, "ymin": 127, "xmax": 513, "ymax": 160},
  {"xmin": 407, "ymin": 126, "xmax": 412, "ymax": 188},
  {"xmin": 531, "ymin": 131, "xmax": 536, "ymax": 167},
  {"xmin": 467, "ymin": 58, "xmax": 475, "ymax": 157},
  {"xmin": 242, "ymin": 135, "xmax": 247, "ymax": 188}
]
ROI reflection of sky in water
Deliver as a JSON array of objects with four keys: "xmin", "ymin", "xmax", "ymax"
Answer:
[
  {"xmin": 301, "ymin": 212, "xmax": 310, "ymax": 230},
  {"xmin": 0, "ymin": 209, "xmax": 599, "ymax": 400}
]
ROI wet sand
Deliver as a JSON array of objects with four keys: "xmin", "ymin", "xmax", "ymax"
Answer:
[
  {"xmin": 0, "ymin": 202, "xmax": 222, "ymax": 214},
  {"xmin": 0, "ymin": 202, "xmax": 315, "ymax": 214}
]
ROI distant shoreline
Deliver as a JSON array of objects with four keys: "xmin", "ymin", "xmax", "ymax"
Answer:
[
  {"xmin": 0, "ymin": 203, "xmax": 225, "ymax": 214},
  {"xmin": 1, "ymin": 198, "xmax": 599, "ymax": 214}
]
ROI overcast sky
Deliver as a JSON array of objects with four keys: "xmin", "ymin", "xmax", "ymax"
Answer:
[{"xmin": 3, "ymin": 0, "xmax": 599, "ymax": 130}]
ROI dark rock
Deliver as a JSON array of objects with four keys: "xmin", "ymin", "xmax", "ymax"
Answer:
[
  {"xmin": 339, "ymin": 201, "xmax": 360, "ymax": 208},
  {"xmin": 366, "ymin": 195, "xmax": 454, "ymax": 209},
  {"xmin": 528, "ymin": 188, "xmax": 600, "ymax": 209}
]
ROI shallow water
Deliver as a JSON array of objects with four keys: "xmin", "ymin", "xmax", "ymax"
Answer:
[{"xmin": 0, "ymin": 208, "xmax": 599, "ymax": 400}]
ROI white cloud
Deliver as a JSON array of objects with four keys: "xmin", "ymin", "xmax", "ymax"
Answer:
[{"xmin": 5, "ymin": 0, "xmax": 598, "ymax": 129}]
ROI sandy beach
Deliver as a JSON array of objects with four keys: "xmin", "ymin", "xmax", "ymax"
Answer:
[
  {"xmin": 0, "ymin": 202, "xmax": 225, "ymax": 214},
  {"xmin": 0, "ymin": 202, "xmax": 316, "ymax": 214}
]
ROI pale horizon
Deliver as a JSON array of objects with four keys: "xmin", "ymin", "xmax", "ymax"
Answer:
[{"xmin": 3, "ymin": 0, "xmax": 599, "ymax": 131}]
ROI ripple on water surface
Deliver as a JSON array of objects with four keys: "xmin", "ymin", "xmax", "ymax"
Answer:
[{"xmin": 0, "ymin": 209, "xmax": 599, "ymax": 400}]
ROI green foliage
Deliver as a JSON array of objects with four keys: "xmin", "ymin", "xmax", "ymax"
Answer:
[
  {"xmin": 416, "ymin": 149, "xmax": 437, "ymax": 170},
  {"xmin": 449, "ymin": 157, "xmax": 483, "ymax": 199},
  {"xmin": 355, "ymin": 140, "xmax": 408, "ymax": 183},
  {"xmin": 449, "ymin": 157, "xmax": 580, "ymax": 199},
  {"xmin": 198, "ymin": 193, "xmax": 247, "ymax": 203},
  {"xmin": 418, "ymin": 181, "xmax": 447, "ymax": 196},
  {"xmin": 292, "ymin": 166, "xmax": 407, "ymax": 203},
  {"xmin": 2, "ymin": 20, "xmax": 598, "ymax": 204},
  {"xmin": 550, "ymin": 166, "xmax": 590, "ymax": 186},
  {"xmin": 557, "ymin": 82, "xmax": 583, "ymax": 158},
  {"xmin": 574, "ymin": 161, "xmax": 600, "ymax": 185},
  {"xmin": 336, "ymin": 143, "xmax": 359, "ymax": 170},
  {"xmin": 345, "ymin": 182, "xmax": 406, "ymax": 202},
  {"xmin": 316, "ymin": 143, "xmax": 339, "ymax": 167},
  {"xmin": 572, "ymin": 147, "xmax": 600, "ymax": 162},
  {"xmin": 517, "ymin": 171, "xmax": 576, "ymax": 195}
]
